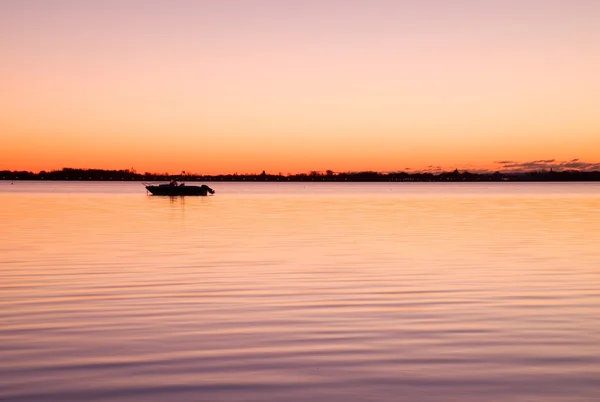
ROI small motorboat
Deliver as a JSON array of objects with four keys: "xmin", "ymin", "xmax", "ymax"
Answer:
[{"xmin": 145, "ymin": 181, "xmax": 215, "ymax": 196}]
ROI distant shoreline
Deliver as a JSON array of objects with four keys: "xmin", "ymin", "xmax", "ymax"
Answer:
[{"xmin": 2, "ymin": 168, "xmax": 600, "ymax": 182}]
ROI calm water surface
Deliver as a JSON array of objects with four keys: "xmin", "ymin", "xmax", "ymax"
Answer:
[{"xmin": 1, "ymin": 182, "xmax": 599, "ymax": 401}]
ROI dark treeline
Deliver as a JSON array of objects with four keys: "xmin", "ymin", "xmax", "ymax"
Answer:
[{"xmin": 2, "ymin": 167, "xmax": 600, "ymax": 181}]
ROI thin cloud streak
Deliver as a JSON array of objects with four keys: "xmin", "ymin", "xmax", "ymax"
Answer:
[{"xmin": 495, "ymin": 159, "xmax": 600, "ymax": 172}]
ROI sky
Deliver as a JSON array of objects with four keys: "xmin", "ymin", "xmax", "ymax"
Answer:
[{"xmin": 1, "ymin": 0, "xmax": 599, "ymax": 174}]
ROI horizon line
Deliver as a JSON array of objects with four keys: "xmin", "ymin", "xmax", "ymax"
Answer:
[{"xmin": 3, "ymin": 166, "xmax": 600, "ymax": 177}]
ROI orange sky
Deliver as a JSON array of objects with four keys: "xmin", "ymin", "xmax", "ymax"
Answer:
[{"xmin": 1, "ymin": 1, "xmax": 599, "ymax": 174}]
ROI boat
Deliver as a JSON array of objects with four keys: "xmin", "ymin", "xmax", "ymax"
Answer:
[{"xmin": 145, "ymin": 181, "xmax": 215, "ymax": 196}]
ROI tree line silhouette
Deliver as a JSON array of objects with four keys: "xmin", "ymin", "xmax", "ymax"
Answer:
[{"xmin": 2, "ymin": 167, "xmax": 600, "ymax": 181}]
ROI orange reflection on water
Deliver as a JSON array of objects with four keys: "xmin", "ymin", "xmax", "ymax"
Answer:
[{"xmin": 1, "ymin": 182, "xmax": 599, "ymax": 401}]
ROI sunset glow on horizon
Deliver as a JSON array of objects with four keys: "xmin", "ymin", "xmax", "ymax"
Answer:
[{"xmin": 1, "ymin": 0, "xmax": 599, "ymax": 175}]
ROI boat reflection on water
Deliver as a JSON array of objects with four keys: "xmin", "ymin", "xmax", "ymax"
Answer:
[{"xmin": 145, "ymin": 180, "xmax": 215, "ymax": 196}]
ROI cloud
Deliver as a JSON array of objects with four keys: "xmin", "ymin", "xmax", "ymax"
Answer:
[
  {"xmin": 420, "ymin": 165, "xmax": 444, "ymax": 173},
  {"xmin": 559, "ymin": 161, "xmax": 600, "ymax": 170},
  {"xmin": 494, "ymin": 158, "xmax": 600, "ymax": 172}
]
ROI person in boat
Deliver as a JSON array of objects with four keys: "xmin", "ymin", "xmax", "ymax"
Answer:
[{"xmin": 168, "ymin": 179, "xmax": 186, "ymax": 187}]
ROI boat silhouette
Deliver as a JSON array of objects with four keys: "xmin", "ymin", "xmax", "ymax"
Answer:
[{"xmin": 145, "ymin": 181, "xmax": 215, "ymax": 196}]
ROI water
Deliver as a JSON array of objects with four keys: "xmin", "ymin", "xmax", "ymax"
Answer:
[{"xmin": 1, "ymin": 181, "xmax": 599, "ymax": 401}]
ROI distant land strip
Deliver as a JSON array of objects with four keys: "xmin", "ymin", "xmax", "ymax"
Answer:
[{"xmin": 2, "ymin": 168, "xmax": 600, "ymax": 182}]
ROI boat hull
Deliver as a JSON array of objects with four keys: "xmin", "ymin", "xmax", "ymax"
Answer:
[{"xmin": 145, "ymin": 184, "xmax": 214, "ymax": 196}]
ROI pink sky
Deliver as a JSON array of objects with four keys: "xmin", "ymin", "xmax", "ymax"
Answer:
[{"xmin": 1, "ymin": 0, "xmax": 599, "ymax": 174}]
